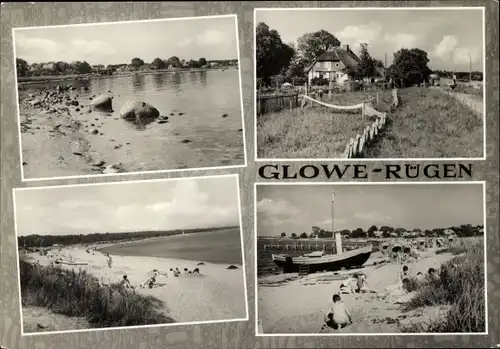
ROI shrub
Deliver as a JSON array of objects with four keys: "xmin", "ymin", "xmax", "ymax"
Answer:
[{"xmin": 19, "ymin": 259, "xmax": 174, "ymax": 328}]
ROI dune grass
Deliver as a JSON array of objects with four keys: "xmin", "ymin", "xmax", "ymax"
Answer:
[
  {"xmin": 19, "ymin": 259, "xmax": 174, "ymax": 329},
  {"xmin": 364, "ymin": 87, "xmax": 483, "ymax": 158},
  {"xmin": 401, "ymin": 241, "xmax": 485, "ymax": 333},
  {"xmin": 256, "ymin": 90, "xmax": 392, "ymax": 158}
]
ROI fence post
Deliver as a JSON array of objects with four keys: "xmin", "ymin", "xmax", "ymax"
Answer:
[
  {"xmin": 289, "ymin": 98, "xmax": 292, "ymax": 111},
  {"xmin": 376, "ymin": 92, "xmax": 379, "ymax": 107}
]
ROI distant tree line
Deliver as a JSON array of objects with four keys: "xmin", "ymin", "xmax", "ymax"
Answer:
[
  {"xmin": 432, "ymin": 70, "xmax": 483, "ymax": 82},
  {"xmin": 277, "ymin": 224, "xmax": 484, "ymax": 240},
  {"xmin": 16, "ymin": 56, "xmax": 238, "ymax": 78},
  {"xmin": 256, "ymin": 21, "xmax": 453, "ymax": 89},
  {"xmin": 18, "ymin": 226, "xmax": 239, "ymax": 248}
]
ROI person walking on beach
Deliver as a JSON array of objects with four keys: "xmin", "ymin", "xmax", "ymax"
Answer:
[{"xmin": 321, "ymin": 294, "xmax": 353, "ymax": 331}]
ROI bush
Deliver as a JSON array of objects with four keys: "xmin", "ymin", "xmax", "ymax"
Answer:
[
  {"xmin": 19, "ymin": 259, "xmax": 174, "ymax": 328},
  {"xmin": 310, "ymin": 77, "xmax": 329, "ymax": 86},
  {"xmin": 402, "ymin": 241, "xmax": 485, "ymax": 332}
]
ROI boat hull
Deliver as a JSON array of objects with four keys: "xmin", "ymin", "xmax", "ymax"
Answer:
[{"xmin": 272, "ymin": 246, "xmax": 372, "ymax": 274}]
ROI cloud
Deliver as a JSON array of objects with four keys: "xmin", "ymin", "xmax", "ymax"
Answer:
[
  {"xmin": 15, "ymin": 179, "xmax": 239, "ymax": 235},
  {"xmin": 177, "ymin": 37, "xmax": 193, "ymax": 47},
  {"xmin": 196, "ymin": 29, "xmax": 228, "ymax": 47},
  {"xmin": 384, "ymin": 33, "xmax": 417, "ymax": 50},
  {"xmin": 14, "ymin": 31, "xmax": 115, "ymax": 64},
  {"xmin": 352, "ymin": 211, "xmax": 392, "ymax": 224},
  {"xmin": 337, "ymin": 22, "xmax": 383, "ymax": 48},
  {"xmin": 432, "ymin": 35, "xmax": 479, "ymax": 66},
  {"xmin": 257, "ymin": 198, "xmax": 307, "ymax": 227}
]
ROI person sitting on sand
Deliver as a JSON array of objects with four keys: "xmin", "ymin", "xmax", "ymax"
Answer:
[
  {"xmin": 428, "ymin": 268, "xmax": 439, "ymax": 281},
  {"xmin": 416, "ymin": 272, "xmax": 425, "ymax": 282},
  {"xmin": 321, "ymin": 294, "xmax": 353, "ymax": 331},
  {"xmin": 141, "ymin": 276, "xmax": 157, "ymax": 289},
  {"xmin": 355, "ymin": 274, "xmax": 376, "ymax": 293},
  {"xmin": 120, "ymin": 275, "xmax": 134, "ymax": 289},
  {"xmin": 399, "ymin": 265, "xmax": 411, "ymax": 284},
  {"xmin": 339, "ymin": 276, "xmax": 355, "ymax": 294}
]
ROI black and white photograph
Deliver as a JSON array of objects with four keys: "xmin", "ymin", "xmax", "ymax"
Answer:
[
  {"xmin": 255, "ymin": 8, "xmax": 485, "ymax": 160},
  {"xmin": 14, "ymin": 174, "xmax": 248, "ymax": 335},
  {"xmin": 255, "ymin": 183, "xmax": 486, "ymax": 335},
  {"xmin": 14, "ymin": 14, "xmax": 246, "ymax": 180}
]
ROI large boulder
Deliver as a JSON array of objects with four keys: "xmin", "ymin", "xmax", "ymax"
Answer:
[
  {"xmin": 90, "ymin": 94, "xmax": 113, "ymax": 111},
  {"xmin": 120, "ymin": 101, "xmax": 159, "ymax": 121}
]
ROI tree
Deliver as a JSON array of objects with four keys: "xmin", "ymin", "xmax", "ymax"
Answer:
[
  {"xmin": 351, "ymin": 228, "xmax": 367, "ymax": 239},
  {"xmin": 382, "ymin": 231, "xmax": 392, "ymax": 238},
  {"xmin": 291, "ymin": 233, "xmax": 298, "ymax": 239},
  {"xmin": 380, "ymin": 225, "xmax": 394, "ymax": 233},
  {"xmin": 187, "ymin": 59, "xmax": 200, "ymax": 69},
  {"xmin": 166, "ymin": 56, "xmax": 181, "ymax": 68},
  {"xmin": 198, "ymin": 57, "xmax": 207, "ymax": 67},
  {"xmin": 281, "ymin": 232, "xmax": 286, "ymax": 238},
  {"xmin": 73, "ymin": 61, "xmax": 92, "ymax": 74},
  {"xmin": 355, "ymin": 46, "xmax": 376, "ymax": 79},
  {"xmin": 300, "ymin": 232, "xmax": 308, "ymax": 239},
  {"xmin": 131, "ymin": 57, "xmax": 145, "ymax": 69},
  {"xmin": 368, "ymin": 225, "xmax": 378, "ymax": 234},
  {"xmin": 296, "ymin": 30, "xmax": 341, "ymax": 64},
  {"xmin": 16, "ymin": 58, "xmax": 30, "ymax": 77},
  {"xmin": 256, "ymin": 22, "xmax": 295, "ymax": 85},
  {"xmin": 151, "ymin": 58, "xmax": 165, "ymax": 70},
  {"xmin": 386, "ymin": 48, "xmax": 431, "ymax": 87},
  {"xmin": 54, "ymin": 61, "xmax": 70, "ymax": 74}
]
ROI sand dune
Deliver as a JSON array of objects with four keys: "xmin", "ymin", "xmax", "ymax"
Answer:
[
  {"xmin": 257, "ymin": 250, "xmax": 455, "ymax": 334},
  {"xmin": 26, "ymin": 245, "xmax": 247, "ymax": 324}
]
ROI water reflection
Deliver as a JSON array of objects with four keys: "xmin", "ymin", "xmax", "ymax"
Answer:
[
  {"xmin": 131, "ymin": 74, "xmax": 146, "ymax": 93},
  {"xmin": 152, "ymin": 73, "xmax": 165, "ymax": 90},
  {"xmin": 122, "ymin": 114, "xmax": 158, "ymax": 131},
  {"xmin": 170, "ymin": 72, "xmax": 182, "ymax": 93},
  {"xmin": 199, "ymin": 71, "xmax": 207, "ymax": 87}
]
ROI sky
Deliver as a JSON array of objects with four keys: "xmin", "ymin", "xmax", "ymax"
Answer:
[
  {"xmin": 14, "ymin": 15, "xmax": 238, "ymax": 66},
  {"xmin": 15, "ymin": 176, "xmax": 241, "ymax": 236},
  {"xmin": 256, "ymin": 184, "xmax": 484, "ymax": 237},
  {"xmin": 256, "ymin": 8, "xmax": 484, "ymax": 71}
]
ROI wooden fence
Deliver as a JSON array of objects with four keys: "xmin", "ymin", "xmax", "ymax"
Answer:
[{"xmin": 256, "ymin": 93, "xmax": 300, "ymax": 116}]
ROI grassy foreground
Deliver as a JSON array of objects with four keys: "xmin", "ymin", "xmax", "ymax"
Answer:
[
  {"xmin": 402, "ymin": 240, "xmax": 485, "ymax": 333},
  {"xmin": 364, "ymin": 87, "xmax": 482, "ymax": 158},
  {"xmin": 257, "ymin": 90, "xmax": 393, "ymax": 158},
  {"xmin": 20, "ymin": 259, "xmax": 174, "ymax": 329}
]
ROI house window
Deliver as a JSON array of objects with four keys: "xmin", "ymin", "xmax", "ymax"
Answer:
[{"xmin": 335, "ymin": 63, "xmax": 339, "ymax": 67}]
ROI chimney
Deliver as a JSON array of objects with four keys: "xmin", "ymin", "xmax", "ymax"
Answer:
[{"xmin": 342, "ymin": 44, "xmax": 350, "ymax": 51}]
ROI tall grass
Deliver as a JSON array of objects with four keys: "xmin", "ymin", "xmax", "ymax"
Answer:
[
  {"xmin": 402, "ymin": 241, "xmax": 485, "ymax": 332},
  {"xmin": 257, "ymin": 90, "xmax": 392, "ymax": 158},
  {"xmin": 20, "ymin": 259, "xmax": 174, "ymax": 328},
  {"xmin": 364, "ymin": 87, "xmax": 482, "ymax": 158}
]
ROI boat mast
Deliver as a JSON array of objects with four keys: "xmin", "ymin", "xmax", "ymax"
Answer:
[{"xmin": 332, "ymin": 190, "xmax": 343, "ymax": 254}]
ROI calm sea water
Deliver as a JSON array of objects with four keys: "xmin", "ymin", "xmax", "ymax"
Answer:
[
  {"xmin": 100, "ymin": 228, "xmax": 243, "ymax": 265},
  {"xmin": 21, "ymin": 69, "xmax": 244, "ymax": 171}
]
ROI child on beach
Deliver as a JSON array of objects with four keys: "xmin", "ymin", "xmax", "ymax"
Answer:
[
  {"xmin": 354, "ymin": 274, "xmax": 376, "ymax": 293},
  {"xmin": 120, "ymin": 275, "xmax": 134, "ymax": 289},
  {"xmin": 321, "ymin": 294, "xmax": 353, "ymax": 331}
]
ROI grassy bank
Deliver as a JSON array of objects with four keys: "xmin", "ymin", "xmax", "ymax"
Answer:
[
  {"xmin": 19, "ymin": 258, "xmax": 174, "ymax": 329},
  {"xmin": 364, "ymin": 87, "xmax": 482, "ymax": 158},
  {"xmin": 402, "ymin": 241, "xmax": 485, "ymax": 333},
  {"xmin": 257, "ymin": 90, "xmax": 392, "ymax": 158}
]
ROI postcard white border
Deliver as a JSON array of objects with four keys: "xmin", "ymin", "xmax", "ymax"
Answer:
[
  {"xmin": 12, "ymin": 14, "xmax": 248, "ymax": 182},
  {"xmin": 253, "ymin": 181, "xmax": 488, "ymax": 336},
  {"xmin": 253, "ymin": 7, "xmax": 487, "ymax": 162},
  {"xmin": 13, "ymin": 173, "xmax": 249, "ymax": 336}
]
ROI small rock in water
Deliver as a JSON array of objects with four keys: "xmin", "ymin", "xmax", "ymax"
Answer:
[
  {"xmin": 227, "ymin": 265, "xmax": 238, "ymax": 270},
  {"xmin": 91, "ymin": 123, "xmax": 95, "ymax": 127},
  {"xmin": 222, "ymin": 113, "xmax": 228, "ymax": 118},
  {"xmin": 22, "ymin": 161, "xmax": 27, "ymax": 166},
  {"xmin": 169, "ymin": 113, "xmax": 174, "ymax": 116},
  {"xmin": 100, "ymin": 133, "xmax": 104, "ymax": 136},
  {"xmin": 178, "ymin": 112, "xmax": 185, "ymax": 116},
  {"xmin": 91, "ymin": 129, "xmax": 99, "ymax": 135},
  {"xmin": 75, "ymin": 108, "xmax": 80, "ymax": 112},
  {"xmin": 181, "ymin": 139, "xmax": 191, "ymax": 143},
  {"xmin": 103, "ymin": 163, "xmax": 124, "ymax": 174},
  {"xmin": 90, "ymin": 94, "xmax": 113, "ymax": 111},
  {"xmin": 158, "ymin": 120, "xmax": 168, "ymax": 124},
  {"xmin": 114, "ymin": 145, "xmax": 121, "ymax": 149},
  {"xmin": 88, "ymin": 109, "xmax": 92, "ymax": 113},
  {"xmin": 70, "ymin": 100, "xmax": 79, "ymax": 106},
  {"xmin": 120, "ymin": 100, "xmax": 160, "ymax": 121},
  {"xmin": 197, "ymin": 262, "xmax": 205, "ymax": 266},
  {"xmin": 238, "ymin": 129, "xmax": 242, "ymax": 132}
]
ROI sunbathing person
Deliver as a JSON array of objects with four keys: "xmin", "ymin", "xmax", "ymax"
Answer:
[
  {"xmin": 339, "ymin": 276, "xmax": 355, "ymax": 294},
  {"xmin": 321, "ymin": 294, "xmax": 353, "ymax": 330}
]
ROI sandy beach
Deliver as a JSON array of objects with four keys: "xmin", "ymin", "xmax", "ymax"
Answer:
[
  {"xmin": 257, "ymin": 248, "xmax": 457, "ymax": 334},
  {"xmin": 23, "ymin": 243, "xmax": 247, "ymax": 327}
]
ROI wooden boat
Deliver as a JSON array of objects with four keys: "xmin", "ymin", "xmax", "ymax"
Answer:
[{"xmin": 272, "ymin": 245, "xmax": 372, "ymax": 274}]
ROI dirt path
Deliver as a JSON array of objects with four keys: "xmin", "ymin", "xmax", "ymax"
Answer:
[{"xmin": 440, "ymin": 88, "xmax": 483, "ymax": 115}]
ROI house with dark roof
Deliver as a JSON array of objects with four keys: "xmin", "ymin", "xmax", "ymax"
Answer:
[{"xmin": 305, "ymin": 44, "xmax": 385, "ymax": 86}]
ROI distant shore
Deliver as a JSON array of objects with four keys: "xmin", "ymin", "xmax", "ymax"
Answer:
[{"xmin": 17, "ymin": 66, "xmax": 238, "ymax": 86}]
